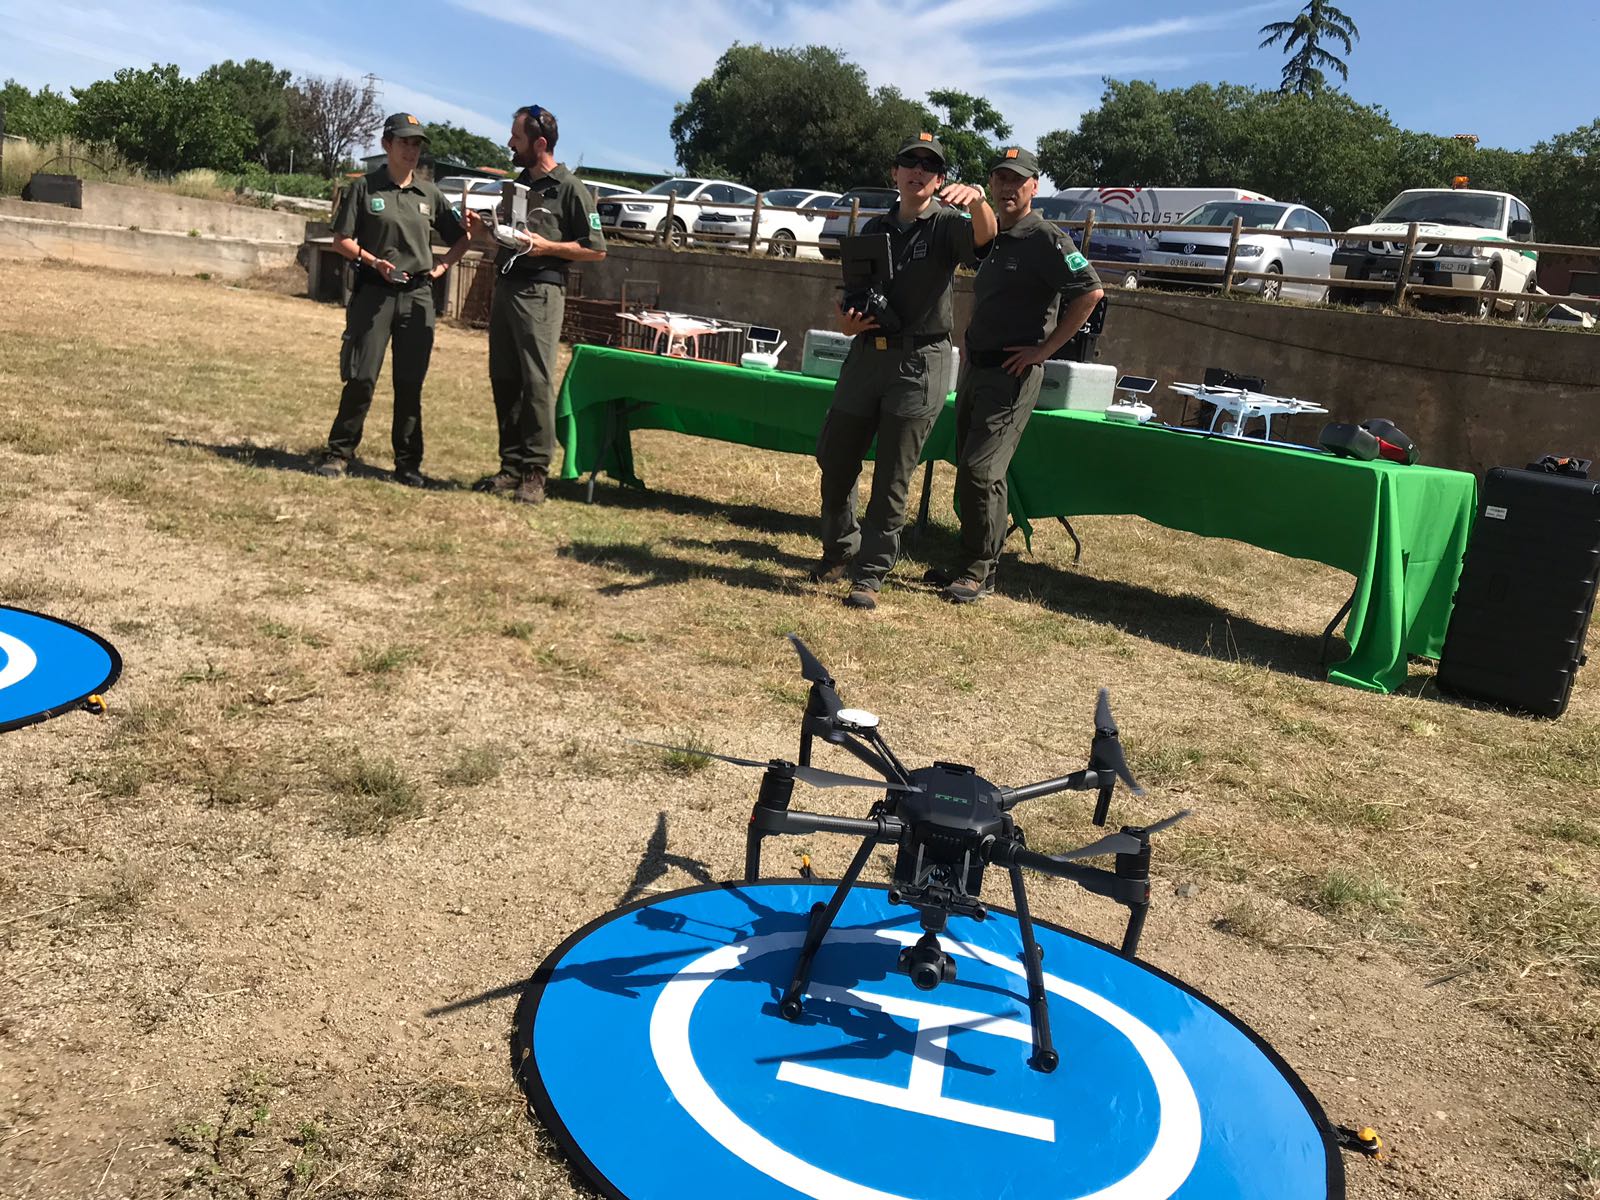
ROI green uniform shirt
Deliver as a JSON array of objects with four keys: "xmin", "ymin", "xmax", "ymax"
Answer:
[
  {"xmin": 332, "ymin": 165, "xmax": 467, "ymax": 278},
  {"xmin": 495, "ymin": 163, "xmax": 606, "ymax": 279},
  {"xmin": 963, "ymin": 209, "xmax": 1103, "ymax": 354},
  {"xmin": 858, "ymin": 201, "xmax": 978, "ymax": 338}
]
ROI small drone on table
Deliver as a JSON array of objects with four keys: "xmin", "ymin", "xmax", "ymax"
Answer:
[{"xmin": 639, "ymin": 636, "xmax": 1188, "ymax": 1073}]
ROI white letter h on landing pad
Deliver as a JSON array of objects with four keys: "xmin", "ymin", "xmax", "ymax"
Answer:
[{"xmin": 774, "ymin": 983, "xmax": 1055, "ymax": 1142}]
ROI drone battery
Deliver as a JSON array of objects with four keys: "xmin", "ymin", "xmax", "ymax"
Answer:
[
  {"xmin": 1436, "ymin": 467, "xmax": 1600, "ymax": 717},
  {"xmin": 801, "ymin": 329, "xmax": 853, "ymax": 381},
  {"xmin": 1036, "ymin": 360, "xmax": 1116, "ymax": 412}
]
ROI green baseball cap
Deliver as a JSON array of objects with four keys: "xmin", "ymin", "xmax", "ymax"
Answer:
[
  {"xmin": 383, "ymin": 113, "xmax": 429, "ymax": 141},
  {"xmin": 896, "ymin": 132, "xmax": 948, "ymax": 169},
  {"xmin": 988, "ymin": 146, "xmax": 1039, "ymax": 179}
]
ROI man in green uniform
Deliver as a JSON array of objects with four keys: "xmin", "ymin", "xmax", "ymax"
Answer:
[
  {"xmin": 473, "ymin": 103, "xmax": 606, "ymax": 505},
  {"xmin": 928, "ymin": 146, "xmax": 1105, "ymax": 604},
  {"xmin": 813, "ymin": 132, "xmax": 997, "ymax": 610},
  {"xmin": 317, "ymin": 113, "xmax": 471, "ymax": 487}
]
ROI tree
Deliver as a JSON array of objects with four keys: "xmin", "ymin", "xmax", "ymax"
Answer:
[
  {"xmin": 288, "ymin": 74, "xmax": 381, "ymax": 178},
  {"xmin": 71, "ymin": 64, "xmax": 252, "ymax": 172},
  {"xmin": 424, "ymin": 121, "xmax": 509, "ymax": 169},
  {"xmin": 1258, "ymin": 2, "xmax": 1360, "ymax": 96},
  {"xmin": 199, "ymin": 58, "xmax": 303, "ymax": 171},
  {"xmin": 0, "ymin": 80, "xmax": 76, "ymax": 144},
  {"xmin": 925, "ymin": 89, "xmax": 1011, "ymax": 183},
  {"xmin": 1521, "ymin": 120, "xmax": 1600, "ymax": 246},
  {"xmin": 670, "ymin": 44, "xmax": 932, "ymax": 192}
]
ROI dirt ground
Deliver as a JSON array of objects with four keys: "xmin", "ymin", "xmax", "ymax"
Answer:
[{"xmin": 0, "ymin": 260, "xmax": 1595, "ymax": 1199}]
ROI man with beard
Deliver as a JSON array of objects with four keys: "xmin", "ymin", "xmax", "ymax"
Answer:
[
  {"xmin": 317, "ymin": 113, "xmax": 471, "ymax": 487},
  {"xmin": 473, "ymin": 104, "xmax": 607, "ymax": 505},
  {"xmin": 926, "ymin": 145, "xmax": 1104, "ymax": 604},
  {"xmin": 812, "ymin": 132, "xmax": 996, "ymax": 610}
]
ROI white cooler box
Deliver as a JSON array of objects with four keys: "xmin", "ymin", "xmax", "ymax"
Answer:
[
  {"xmin": 802, "ymin": 329, "xmax": 960, "ymax": 395},
  {"xmin": 1036, "ymin": 360, "xmax": 1117, "ymax": 412}
]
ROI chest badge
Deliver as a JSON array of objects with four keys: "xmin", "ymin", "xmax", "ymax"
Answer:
[
  {"xmin": 419, "ymin": 201, "xmax": 431, "ymax": 216},
  {"xmin": 911, "ymin": 241, "xmax": 929, "ymax": 260},
  {"xmin": 369, "ymin": 197, "xmax": 386, "ymax": 213}
]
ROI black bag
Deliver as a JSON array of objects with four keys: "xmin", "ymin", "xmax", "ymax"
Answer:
[
  {"xmin": 1436, "ymin": 467, "xmax": 1600, "ymax": 717},
  {"xmin": 1527, "ymin": 454, "xmax": 1592, "ymax": 478}
]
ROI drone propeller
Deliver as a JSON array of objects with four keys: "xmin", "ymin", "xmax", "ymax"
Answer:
[
  {"xmin": 1053, "ymin": 829, "xmax": 1144, "ymax": 861},
  {"xmin": 788, "ymin": 634, "xmax": 844, "ymax": 720},
  {"xmin": 629, "ymin": 740, "xmax": 916, "ymax": 792},
  {"xmin": 1130, "ymin": 808, "xmax": 1192, "ymax": 838},
  {"xmin": 1090, "ymin": 688, "xmax": 1145, "ymax": 797}
]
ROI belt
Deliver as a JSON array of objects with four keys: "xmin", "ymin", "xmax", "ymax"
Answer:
[
  {"xmin": 865, "ymin": 331, "xmax": 948, "ymax": 351},
  {"xmin": 967, "ymin": 348, "xmax": 1013, "ymax": 369},
  {"xmin": 502, "ymin": 268, "xmax": 565, "ymax": 287},
  {"xmin": 360, "ymin": 266, "xmax": 433, "ymax": 290}
]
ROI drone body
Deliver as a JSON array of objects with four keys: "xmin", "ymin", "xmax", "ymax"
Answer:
[{"xmin": 640, "ymin": 635, "xmax": 1188, "ymax": 1073}]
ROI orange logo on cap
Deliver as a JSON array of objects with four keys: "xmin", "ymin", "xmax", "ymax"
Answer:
[
  {"xmin": 1005, "ymin": 147, "xmax": 1019, "ymax": 158},
  {"xmin": 918, "ymin": 132, "xmax": 933, "ymax": 142},
  {"xmin": 406, "ymin": 115, "xmax": 419, "ymax": 124}
]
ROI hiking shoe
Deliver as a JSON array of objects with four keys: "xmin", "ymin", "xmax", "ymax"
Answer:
[
  {"xmin": 942, "ymin": 573, "xmax": 995, "ymax": 605},
  {"xmin": 808, "ymin": 559, "xmax": 852, "ymax": 585},
  {"xmin": 843, "ymin": 584, "xmax": 878, "ymax": 610},
  {"xmin": 472, "ymin": 470, "xmax": 519, "ymax": 495},
  {"xmin": 394, "ymin": 468, "xmax": 425, "ymax": 488},
  {"xmin": 512, "ymin": 470, "xmax": 547, "ymax": 506},
  {"xmin": 314, "ymin": 453, "xmax": 347, "ymax": 479}
]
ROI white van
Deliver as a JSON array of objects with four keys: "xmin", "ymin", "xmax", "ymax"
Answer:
[{"xmin": 1051, "ymin": 186, "xmax": 1277, "ymax": 243}]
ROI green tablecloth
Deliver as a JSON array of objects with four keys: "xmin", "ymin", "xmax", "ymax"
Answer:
[{"xmin": 555, "ymin": 346, "xmax": 1477, "ymax": 694}]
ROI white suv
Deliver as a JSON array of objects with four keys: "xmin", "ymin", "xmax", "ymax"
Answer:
[
  {"xmin": 595, "ymin": 177, "xmax": 756, "ymax": 245},
  {"xmin": 691, "ymin": 188, "xmax": 841, "ymax": 258},
  {"xmin": 1330, "ymin": 188, "xmax": 1539, "ymax": 320}
]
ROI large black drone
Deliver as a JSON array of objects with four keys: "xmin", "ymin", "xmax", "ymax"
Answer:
[{"xmin": 640, "ymin": 635, "xmax": 1188, "ymax": 1073}]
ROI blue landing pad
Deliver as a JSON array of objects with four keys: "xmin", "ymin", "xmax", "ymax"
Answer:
[
  {"xmin": 0, "ymin": 605, "xmax": 121, "ymax": 733},
  {"xmin": 516, "ymin": 881, "xmax": 1343, "ymax": 1200}
]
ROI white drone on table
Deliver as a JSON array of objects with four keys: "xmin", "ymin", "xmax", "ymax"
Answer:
[{"xmin": 1167, "ymin": 382, "xmax": 1328, "ymax": 442}]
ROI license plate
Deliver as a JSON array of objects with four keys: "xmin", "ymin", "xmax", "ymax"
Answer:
[{"xmin": 1169, "ymin": 258, "xmax": 1212, "ymax": 271}]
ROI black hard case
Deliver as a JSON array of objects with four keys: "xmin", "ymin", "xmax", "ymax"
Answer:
[{"xmin": 1437, "ymin": 467, "xmax": 1600, "ymax": 717}]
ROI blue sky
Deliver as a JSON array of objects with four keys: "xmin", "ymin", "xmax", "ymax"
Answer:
[{"xmin": 2, "ymin": 0, "xmax": 1596, "ymax": 180}]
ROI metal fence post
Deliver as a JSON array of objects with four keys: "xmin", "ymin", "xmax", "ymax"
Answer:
[
  {"xmin": 1394, "ymin": 222, "xmax": 1420, "ymax": 308},
  {"xmin": 747, "ymin": 194, "xmax": 763, "ymax": 255},
  {"xmin": 1220, "ymin": 217, "xmax": 1243, "ymax": 294}
]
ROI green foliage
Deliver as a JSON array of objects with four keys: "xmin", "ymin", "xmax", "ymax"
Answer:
[
  {"xmin": 198, "ymin": 58, "xmax": 304, "ymax": 172},
  {"xmin": 925, "ymin": 88, "xmax": 1012, "ymax": 184},
  {"xmin": 1259, "ymin": 1, "xmax": 1360, "ymax": 96},
  {"xmin": 1037, "ymin": 80, "xmax": 1596, "ymax": 239},
  {"xmin": 670, "ymin": 44, "xmax": 933, "ymax": 191},
  {"xmin": 425, "ymin": 120, "xmax": 509, "ymax": 170},
  {"xmin": 0, "ymin": 79, "xmax": 75, "ymax": 143},
  {"xmin": 71, "ymin": 64, "xmax": 252, "ymax": 173}
]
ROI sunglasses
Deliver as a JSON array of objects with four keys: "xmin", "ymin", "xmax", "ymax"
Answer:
[{"xmin": 896, "ymin": 153, "xmax": 943, "ymax": 172}]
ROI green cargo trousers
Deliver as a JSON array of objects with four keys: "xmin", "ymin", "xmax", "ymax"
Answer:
[
  {"xmin": 952, "ymin": 362, "xmax": 1043, "ymax": 583},
  {"xmin": 488, "ymin": 278, "xmax": 565, "ymax": 476},
  {"xmin": 816, "ymin": 337, "xmax": 950, "ymax": 590},
  {"xmin": 326, "ymin": 279, "xmax": 435, "ymax": 473}
]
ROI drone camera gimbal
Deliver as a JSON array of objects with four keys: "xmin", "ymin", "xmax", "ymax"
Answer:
[{"xmin": 638, "ymin": 635, "xmax": 1189, "ymax": 1073}]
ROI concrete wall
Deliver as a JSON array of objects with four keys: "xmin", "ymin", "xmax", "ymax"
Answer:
[
  {"xmin": 78, "ymin": 181, "xmax": 310, "ymax": 242},
  {"xmin": 0, "ymin": 213, "xmax": 301, "ymax": 280},
  {"xmin": 569, "ymin": 242, "xmax": 1599, "ymax": 477}
]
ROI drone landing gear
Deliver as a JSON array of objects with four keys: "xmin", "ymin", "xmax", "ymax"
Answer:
[{"xmin": 779, "ymin": 834, "xmax": 878, "ymax": 1021}]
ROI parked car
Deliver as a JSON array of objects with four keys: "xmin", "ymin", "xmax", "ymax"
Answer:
[
  {"xmin": 1329, "ymin": 188, "xmax": 1539, "ymax": 320},
  {"xmin": 1033, "ymin": 198, "xmax": 1145, "ymax": 288},
  {"xmin": 1140, "ymin": 200, "xmax": 1335, "ymax": 302},
  {"xmin": 584, "ymin": 180, "xmax": 641, "ymax": 201},
  {"xmin": 818, "ymin": 188, "xmax": 901, "ymax": 259},
  {"xmin": 1052, "ymin": 186, "xmax": 1276, "ymax": 238},
  {"xmin": 594, "ymin": 177, "xmax": 757, "ymax": 245},
  {"xmin": 435, "ymin": 175, "xmax": 526, "ymax": 217},
  {"xmin": 691, "ymin": 188, "xmax": 842, "ymax": 258}
]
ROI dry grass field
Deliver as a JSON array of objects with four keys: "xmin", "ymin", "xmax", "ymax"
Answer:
[{"xmin": 0, "ymin": 258, "xmax": 1596, "ymax": 1199}]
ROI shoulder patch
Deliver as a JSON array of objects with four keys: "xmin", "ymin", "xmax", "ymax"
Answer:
[
  {"xmin": 589, "ymin": 212, "xmax": 602, "ymax": 230},
  {"xmin": 369, "ymin": 197, "xmax": 385, "ymax": 213},
  {"xmin": 1065, "ymin": 250, "xmax": 1089, "ymax": 271}
]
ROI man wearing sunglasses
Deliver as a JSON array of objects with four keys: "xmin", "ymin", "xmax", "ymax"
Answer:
[
  {"xmin": 470, "ymin": 104, "xmax": 606, "ymax": 505},
  {"xmin": 813, "ymin": 132, "xmax": 996, "ymax": 610},
  {"xmin": 925, "ymin": 145, "xmax": 1103, "ymax": 604}
]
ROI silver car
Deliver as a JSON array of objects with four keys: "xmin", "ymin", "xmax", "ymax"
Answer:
[
  {"xmin": 817, "ymin": 188, "xmax": 900, "ymax": 259},
  {"xmin": 1140, "ymin": 200, "xmax": 1335, "ymax": 302}
]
